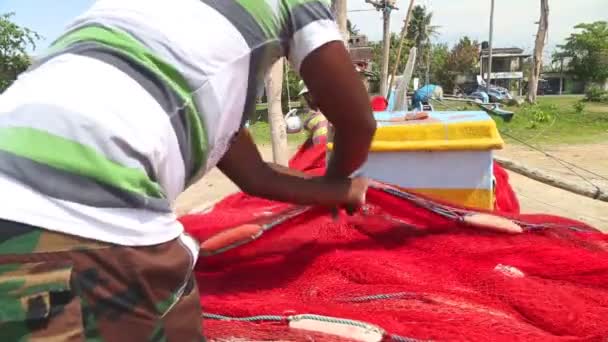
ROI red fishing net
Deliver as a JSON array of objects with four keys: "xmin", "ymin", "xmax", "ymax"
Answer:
[
  {"xmin": 181, "ymin": 143, "xmax": 608, "ymax": 341},
  {"xmin": 493, "ymin": 162, "xmax": 520, "ymax": 215}
]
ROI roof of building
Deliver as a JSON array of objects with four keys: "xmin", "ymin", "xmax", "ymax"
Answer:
[{"xmin": 481, "ymin": 47, "xmax": 530, "ymax": 58}]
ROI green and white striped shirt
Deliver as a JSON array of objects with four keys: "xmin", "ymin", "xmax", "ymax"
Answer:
[{"xmin": 0, "ymin": 0, "xmax": 342, "ymax": 246}]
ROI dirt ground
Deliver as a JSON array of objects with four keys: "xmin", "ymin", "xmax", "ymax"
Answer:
[
  {"xmin": 175, "ymin": 143, "xmax": 608, "ymax": 232},
  {"xmin": 496, "ymin": 144, "xmax": 608, "ymax": 231}
]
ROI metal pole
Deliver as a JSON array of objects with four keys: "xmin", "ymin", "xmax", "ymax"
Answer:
[
  {"xmin": 487, "ymin": 0, "xmax": 495, "ymax": 93},
  {"xmin": 559, "ymin": 58, "xmax": 564, "ymax": 95},
  {"xmin": 379, "ymin": 5, "xmax": 392, "ymax": 97}
]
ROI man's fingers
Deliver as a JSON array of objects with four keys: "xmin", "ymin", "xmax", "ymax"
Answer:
[
  {"xmin": 345, "ymin": 204, "xmax": 357, "ymax": 216},
  {"xmin": 331, "ymin": 207, "xmax": 339, "ymax": 221}
]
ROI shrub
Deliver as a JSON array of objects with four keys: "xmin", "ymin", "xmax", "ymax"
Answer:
[
  {"xmin": 520, "ymin": 104, "xmax": 553, "ymax": 129},
  {"xmin": 585, "ymin": 86, "xmax": 608, "ymax": 102},
  {"xmin": 573, "ymin": 100, "xmax": 586, "ymax": 113}
]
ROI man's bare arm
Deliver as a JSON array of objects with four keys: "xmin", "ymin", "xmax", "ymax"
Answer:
[
  {"xmin": 299, "ymin": 41, "xmax": 376, "ymax": 179},
  {"xmin": 217, "ymin": 130, "xmax": 366, "ymax": 207}
]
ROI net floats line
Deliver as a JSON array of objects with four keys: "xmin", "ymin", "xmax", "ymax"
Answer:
[{"xmin": 202, "ymin": 312, "xmax": 425, "ymax": 342}]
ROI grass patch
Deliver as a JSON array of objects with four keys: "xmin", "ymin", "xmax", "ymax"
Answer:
[
  {"xmin": 249, "ymin": 96, "xmax": 608, "ymax": 147},
  {"xmin": 248, "ymin": 121, "xmax": 308, "ymax": 146},
  {"xmin": 438, "ymin": 95, "xmax": 608, "ymax": 145},
  {"xmin": 497, "ymin": 96, "xmax": 608, "ymax": 144}
]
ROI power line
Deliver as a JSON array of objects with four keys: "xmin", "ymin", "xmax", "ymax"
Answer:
[
  {"xmin": 348, "ymin": 9, "xmax": 376, "ymax": 13},
  {"xmin": 499, "ymin": 130, "xmax": 608, "ymax": 184}
]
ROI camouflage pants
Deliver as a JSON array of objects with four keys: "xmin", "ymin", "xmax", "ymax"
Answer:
[{"xmin": 0, "ymin": 219, "xmax": 204, "ymax": 341}]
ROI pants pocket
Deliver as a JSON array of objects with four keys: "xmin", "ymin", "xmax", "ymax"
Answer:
[{"xmin": 0, "ymin": 260, "xmax": 85, "ymax": 341}]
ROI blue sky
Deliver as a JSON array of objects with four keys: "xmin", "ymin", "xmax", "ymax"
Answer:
[
  {"xmin": 351, "ymin": 0, "xmax": 607, "ymax": 55},
  {"xmin": 1, "ymin": 0, "xmax": 606, "ymax": 55},
  {"xmin": 0, "ymin": 0, "xmax": 92, "ymax": 51}
]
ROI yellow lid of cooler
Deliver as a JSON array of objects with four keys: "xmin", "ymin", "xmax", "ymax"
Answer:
[{"xmin": 328, "ymin": 111, "xmax": 504, "ymax": 152}]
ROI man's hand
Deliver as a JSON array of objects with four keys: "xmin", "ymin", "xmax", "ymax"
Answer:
[
  {"xmin": 346, "ymin": 177, "xmax": 369, "ymax": 209},
  {"xmin": 217, "ymin": 130, "xmax": 368, "ymax": 210},
  {"xmin": 299, "ymin": 41, "xmax": 377, "ymax": 179}
]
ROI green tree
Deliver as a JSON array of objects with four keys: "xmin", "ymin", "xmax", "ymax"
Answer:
[
  {"xmin": 0, "ymin": 13, "xmax": 40, "ymax": 92},
  {"xmin": 369, "ymin": 6, "xmax": 439, "ymax": 87},
  {"xmin": 407, "ymin": 6, "xmax": 439, "ymax": 79},
  {"xmin": 347, "ymin": 19, "xmax": 359, "ymax": 37},
  {"xmin": 410, "ymin": 37, "xmax": 481, "ymax": 93},
  {"xmin": 371, "ymin": 33, "xmax": 410, "ymax": 78},
  {"xmin": 281, "ymin": 65, "xmax": 301, "ymax": 110},
  {"xmin": 429, "ymin": 43, "xmax": 450, "ymax": 86},
  {"xmin": 446, "ymin": 36, "xmax": 480, "ymax": 75},
  {"xmin": 406, "ymin": 6, "xmax": 439, "ymax": 50},
  {"xmin": 555, "ymin": 21, "xmax": 608, "ymax": 84}
]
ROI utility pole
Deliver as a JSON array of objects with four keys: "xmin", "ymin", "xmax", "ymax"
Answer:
[
  {"xmin": 527, "ymin": 0, "xmax": 549, "ymax": 103},
  {"xmin": 486, "ymin": 0, "xmax": 495, "ymax": 93},
  {"xmin": 367, "ymin": 0, "xmax": 398, "ymax": 97},
  {"xmin": 380, "ymin": 7, "xmax": 391, "ymax": 97},
  {"xmin": 331, "ymin": 0, "xmax": 349, "ymax": 44},
  {"xmin": 559, "ymin": 57, "xmax": 564, "ymax": 95}
]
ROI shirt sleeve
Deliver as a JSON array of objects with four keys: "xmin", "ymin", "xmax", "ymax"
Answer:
[{"xmin": 285, "ymin": 1, "xmax": 344, "ymax": 72}]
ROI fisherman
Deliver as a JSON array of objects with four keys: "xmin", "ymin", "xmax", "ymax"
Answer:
[
  {"xmin": 299, "ymin": 81, "xmax": 330, "ymax": 146},
  {"xmin": 0, "ymin": 1, "xmax": 376, "ymax": 340},
  {"xmin": 412, "ymin": 84, "xmax": 444, "ymax": 110}
]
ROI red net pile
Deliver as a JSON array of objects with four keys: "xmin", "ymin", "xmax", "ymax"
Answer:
[{"xmin": 181, "ymin": 143, "xmax": 608, "ymax": 341}]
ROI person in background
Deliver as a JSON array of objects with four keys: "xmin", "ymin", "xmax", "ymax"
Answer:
[
  {"xmin": 412, "ymin": 84, "xmax": 444, "ymax": 110},
  {"xmin": 0, "ymin": 0, "xmax": 375, "ymax": 340},
  {"xmin": 299, "ymin": 81, "xmax": 330, "ymax": 146}
]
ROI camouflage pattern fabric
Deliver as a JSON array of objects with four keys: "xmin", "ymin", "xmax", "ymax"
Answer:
[{"xmin": 0, "ymin": 219, "xmax": 204, "ymax": 341}]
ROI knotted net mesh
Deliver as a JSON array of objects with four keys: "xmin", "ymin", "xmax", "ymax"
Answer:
[{"xmin": 181, "ymin": 143, "xmax": 608, "ymax": 341}]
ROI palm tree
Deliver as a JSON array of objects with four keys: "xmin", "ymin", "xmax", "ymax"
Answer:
[
  {"xmin": 347, "ymin": 19, "xmax": 360, "ymax": 37},
  {"xmin": 407, "ymin": 6, "xmax": 438, "ymax": 46},
  {"xmin": 406, "ymin": 6, "xmax": 440, "ymax": 83}
]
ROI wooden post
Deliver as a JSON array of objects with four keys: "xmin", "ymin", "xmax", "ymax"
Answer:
[
  {"xmin": 495, "ymin": 156, "xmax": 608, "ymax": 202},
  {"xmin": 265, "ymin": 58, "xmax": 289, "ymax": 166},
  {"xmin": 527, "ymin": 0, "xmax": 549, "ymax": 103},
  {"xmin": 386, "ymin": 0, "xmax": 416, "ymax": 101},
  {"xmin": 379, "ymin": 6, "xmax": 392, "ymax": 97},
  {"xmin": 331, "ymin": 0, "xmax": 349, "ymax": 44}
]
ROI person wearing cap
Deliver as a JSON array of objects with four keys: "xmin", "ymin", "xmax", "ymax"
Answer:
[
  {"xmin": 412, "ymin": 84, "xmax": 444, "ymax": 110},
  {"xmin": 0, "ymin": 0, "xmax": 375, "ymax": 340},
  {"xmin": 299, "ymin": 81, "xmax": 330, "ymax": 145}
]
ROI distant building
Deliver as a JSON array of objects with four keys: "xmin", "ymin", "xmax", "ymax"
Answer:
[
  {"xmin": 348, "ymin": 34, "xmax": 374, "ymax": 91},
  {"xmin": 539, "ymin": 71, "xmax": 586, "ymax": 95},
  {"xmin": 480, "ymin": 47, "xmax": 530, "ymax": 96}
]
